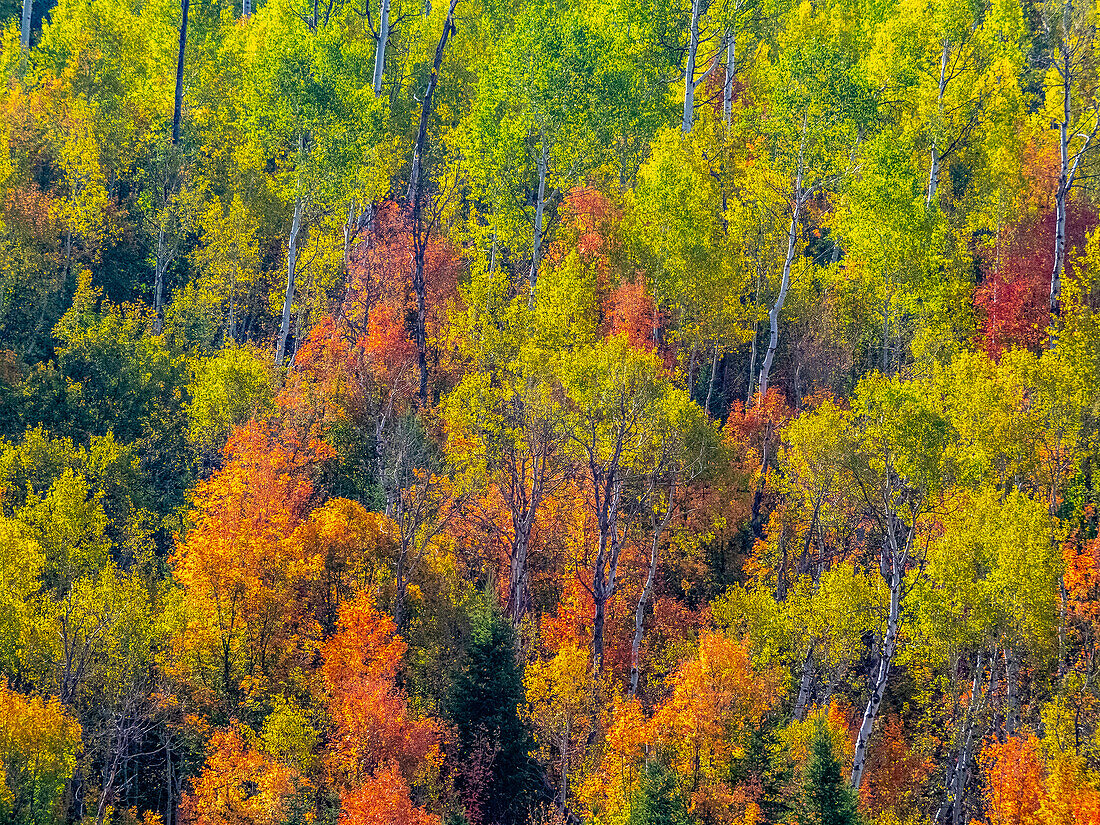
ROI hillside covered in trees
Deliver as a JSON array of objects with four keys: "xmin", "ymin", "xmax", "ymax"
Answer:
[{"xmin": 1, "ymin": 0, "xmax": 1100, "ymax": 820}]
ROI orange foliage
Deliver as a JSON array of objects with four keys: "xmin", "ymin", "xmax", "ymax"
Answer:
[
  {"xmin": 170, "ymin": 421, "xmax": 323, "ymax": 703},
  {"xmin": 652, "ymin": 634, "xmax": 782, "ymax": 793},
  {"xmin": 341, "ymin": 201, "xmax": 461, "ymax": 387},
  {"xmin": 321, "ymin": 593, "xmax": 441, "ymax": 791},
  {"xmin": 180, "ymin": 725, "xmax": 305, "ymax": 825},
  {"xmin": 979, "ymin": 731, "xmax": 1100, "ymax": 825},
  {"xmin": 339, "ymin": 765, "xmax": 441, "ymax": 825},
  {"xmin": 1041, "ymin": 750, "xmax": 1100, "ymax": 825},
  {"xmin": 554, "ymin": 186, "xmax": 622, "ymax": 266},
  {"xmin": 859, "ymin": 713, "xmax": 933, "ymax": 814},
  {"xmin": 604, "ymin": 276, "xmax": 661, "ymax": 352}
]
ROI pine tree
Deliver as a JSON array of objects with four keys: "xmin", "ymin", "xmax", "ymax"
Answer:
[
  {"xmin": 446, "ymin": 604, "xmax": 539, "ymax": 825},
  {"xmin": 626, "ymin": 763, "xmax": 694, "ymax": 825},
  {"xmin": 802, "ymin": 718, "xmax": 861, "ymax": 825}
]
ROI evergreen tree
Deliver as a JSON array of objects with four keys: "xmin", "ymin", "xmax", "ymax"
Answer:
[
  {"xmin": 802, "ymin": 718, "xmax": 861, "ymax": 825},
  {"xmin": 446, "ymin": 604, "xmax": 539, "ymax": 825},
  {"xmin": 626, "ymin": 763, "xmax": 695, "ymax": 825}
]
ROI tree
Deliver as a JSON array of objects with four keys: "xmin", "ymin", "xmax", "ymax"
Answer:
[
  {"xmin": 321, "ymin": 593, "xmax": 441, "ymax": 824},
  {"xmin": 0, "ymin": 684, "xmax": 82, "ymax": 825},
  {"xmin": 754, "ymin": 6, "xmax": 875, "ymax": 398},
  {"xmin": 558, "ymin": 335, "xmax": 699, "ymax": 672},
  {"xmin": 1041, "ymin": 0, "xmax": 1100, "ymax": 325},
  {"xmin": 446, "ymin": 605, "xmax": 538, "ymax": 825},
  {"xmin": 843, "ymin": 374, "xmax": 958, "ymax": 791},
  {"xmin": 523, "ymin": 642, "xmax": 599, "ymax": 816},
  {"xmin": 801, "ymin": 716, "xmax": 860, "ymax": 825}
]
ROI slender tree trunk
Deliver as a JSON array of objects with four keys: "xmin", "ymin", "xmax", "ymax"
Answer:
[
  {"xmin": 758, "ymin": 159, "xmax": 804, "ymax": 399},
  {"xmin": 927, "ymin": 38, "xmax": 948, "ymax": 206},
  {"xmin": 242, "ymin": 0, "xmax": 251, "ymax": 18},
  {"xmin": 704, "ymin": 343, "xmax": 720, "ymax": 416},
  {"xmin": 851, "ymin": 534, "xmax": 906, "ymax": 791},
  {"xmin": 935, "ymin": 653, "xmax": 986, "ymax": 825},
  {"xmin": 723, "ymin": 31, "xmax": 735, "ymax": 125},
  {"xmin": 591, "ymin": 475, "xmax": 623, "ymax": 673},
  {"xmin": 20, "ymin": 0, "xmax": 32, "ymax": 50},
  {"xmin": 1052, "ymin": 45, "xmax": 1071, "ymax": 325},
  {"xmin": 172, "ymin": 0, "xmax": 189, "ymax": 146},
  {"xmin": 529, "ymin": 138, "xmax": 549, "ymax": 307},
  {"xmin": 682, "ymin": 0, "xmax": 701, "ymax": 133},
  {"xmin": 629, "ymin": 480, "xmax": 675, "ymax": 697},
  {"xmin": 794, "ymin": 644, "xmax": 816, "ymax": 721},
  {"xmin": 275, "ymin": 192, "xmax": 303, "ymax": 365},
  {"xmin": 372, "ymin": 0, "xmax": 392, "ymax": 96},
  {"xmin": 881, "ymin": 296, "xmax": 890, "ymax": 374},
  {"xmin": 406, "ymin": 0, "xmax": 458, "ymax": 403},
  {"xmin": 154, "ymin": 221, "xmax": 169, "ymax": 333},
  {"xmin": 746, "ymin": 263, "xmax": 761, "ymax": 405},
  {"xmin": 1004, "ymin": 647, "xmax": 1018, "ymax": 734},
  {"xmin": 508, "ymin": 454, "xmax": 544, "ymax": 629},
  {"xmin": 411, "ymin": 242, "xmax": 428, "ymax": 403},
  {"xmin": 559, "ymin": 727, "xmax": 569, "ymax": 816}
]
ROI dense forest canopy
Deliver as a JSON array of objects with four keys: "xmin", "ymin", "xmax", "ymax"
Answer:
[{"xmin": 1, "ymin": 0, "xmax": 1100, "ymax": 821}]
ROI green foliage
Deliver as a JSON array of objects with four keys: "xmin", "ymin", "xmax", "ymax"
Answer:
[
  {"xmin": 446, "ymin": 604, "xmax": 538, "ymax": 825},
  {"xmin": 187, "ymin": 345, "xmax": 276, "ymax": 460},
  {"xmin": 801, "ymin": 717, "xmax": 861, "ymax": 825},
  {"xmin": 625, "ymin": 763, "xmax": 694, "ymax": 825}
]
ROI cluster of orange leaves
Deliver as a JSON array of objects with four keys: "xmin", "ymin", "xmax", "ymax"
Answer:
[
  {"xmin": 584, "ymin": 635, "xmax": 782, "ymax": 825},
  {"xmin": 978, "ymin": 731, "xmax": 1100, "ymax": 825}
]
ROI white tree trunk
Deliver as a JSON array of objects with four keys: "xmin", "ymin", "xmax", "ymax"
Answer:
[
  {"xmin": 723, "ymin": 32, "xmax": 735, "ymax": 125},
  {"xmin": 276, "ymin": 194, "xmax": 303, "ymax": 365},
  {"xmin": 927, "ymin": 39, "xmax": 949, "ymax": 206},
  {"xmin": 793, "ymin": 644, "xmax": 816, "ymax": 721},
  {"xmin": 682, "ymin": 0, "xmax": 701, "ymax": 133},
  {"xmin": 20, "ymin": 0, "xmax": 32, "ymax": 49},
  {"xmin": 1052, "ymin": 49, "xmax": 1071, "ymax": 324},
  {"xmin": 629, "ymin": 482, "xmax": 675, "ymax": 697},
  {"xmin": 851, "ymin": 529, "xmax": 906, "ymax": 791},
  {"xmin": 529, "ymin": 138, "xmax": 548, "ymax": 306},
  {"xmin": 372, "ymin": 0, "xmax": 391, "ymax": 96},
  {"xmin": 758, "ymin": 165, "xmax": 803, "ymax": 399}
]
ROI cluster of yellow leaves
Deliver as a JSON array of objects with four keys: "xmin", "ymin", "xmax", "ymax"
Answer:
[
  {"xmin": 979, "ymin": 730, "xmax": 1100, "ymax": 825},
  {"xmin": 0, "ymin": 683, "xmax": 82, "ymax": 825},
  {"xmin": 582, "ymin": 634, "xmax": 784, "ymax": 824}
]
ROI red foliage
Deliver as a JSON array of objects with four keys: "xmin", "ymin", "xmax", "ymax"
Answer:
[
  {"xmin": 554, "ymin": 186, "xmax": 621, "ymax": 265},
  {"xmin": 604, "ymin": 276, "xmax": 661, "ymax": 352},
  {"xmin": 321, "ymin": 593, "xmax": 441, "ymax": 790},
  {"xmin": 339, "ymin": 766, "xmax": 440, "ymax": 825},
  {"xmin": 859, "ymin": 714, "xmax": 932, "ymax": 815},
  {"xmin": 975, "ymin": 202, "xmax": 1098, "ymax": 356},
  {"xmin": 341, "ymin": 201, "xmax": 460, "ymax": 363}
]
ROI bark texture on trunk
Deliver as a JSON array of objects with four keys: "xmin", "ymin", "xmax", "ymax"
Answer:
[
  {"xmin": 758, "ymin": 156, "xmax": 804, "ymax": 399},
  {"xmin": 406, "ymin": 0, "xmax": 459, "ymax": 403},
  {"xmin": 372, "ymin": 0, "xmax": 391, "ymax": 96},
  {"xmin": 20, "ymin": 0, "xmax": 32, "ymax": 50},
  {"xmin": 927, "ymin": 39, "xmax": 949, "ymax": 206},
  {"xmin": 172, "ymin": 0, "xmax": 189, "ymax": 146},
  {"xmin": 682, "ymin": 0, "xmax": 701, "ymax": 133},
  {"xmin": 723, "ymin": 32, "xmax": 735, "ymax": 125},
  {"xmin": 275, "ymin": 193, "xmax": 303, "ymax": 365},
  {"xmin": 628, "ymin": 480, "xmax": 675, "ymax": 697},
  {"xmin": 528, "ymin": 138, "xmax": 549, "ymax": 306},
  {"xmin": 851, "ymin": 512, "xmax": 910, "ymax": 791}
]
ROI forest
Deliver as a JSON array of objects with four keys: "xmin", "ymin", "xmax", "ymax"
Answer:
[{"xmin": 0, "ymin": 0, "xmax": 1097, "ymax": 818}]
